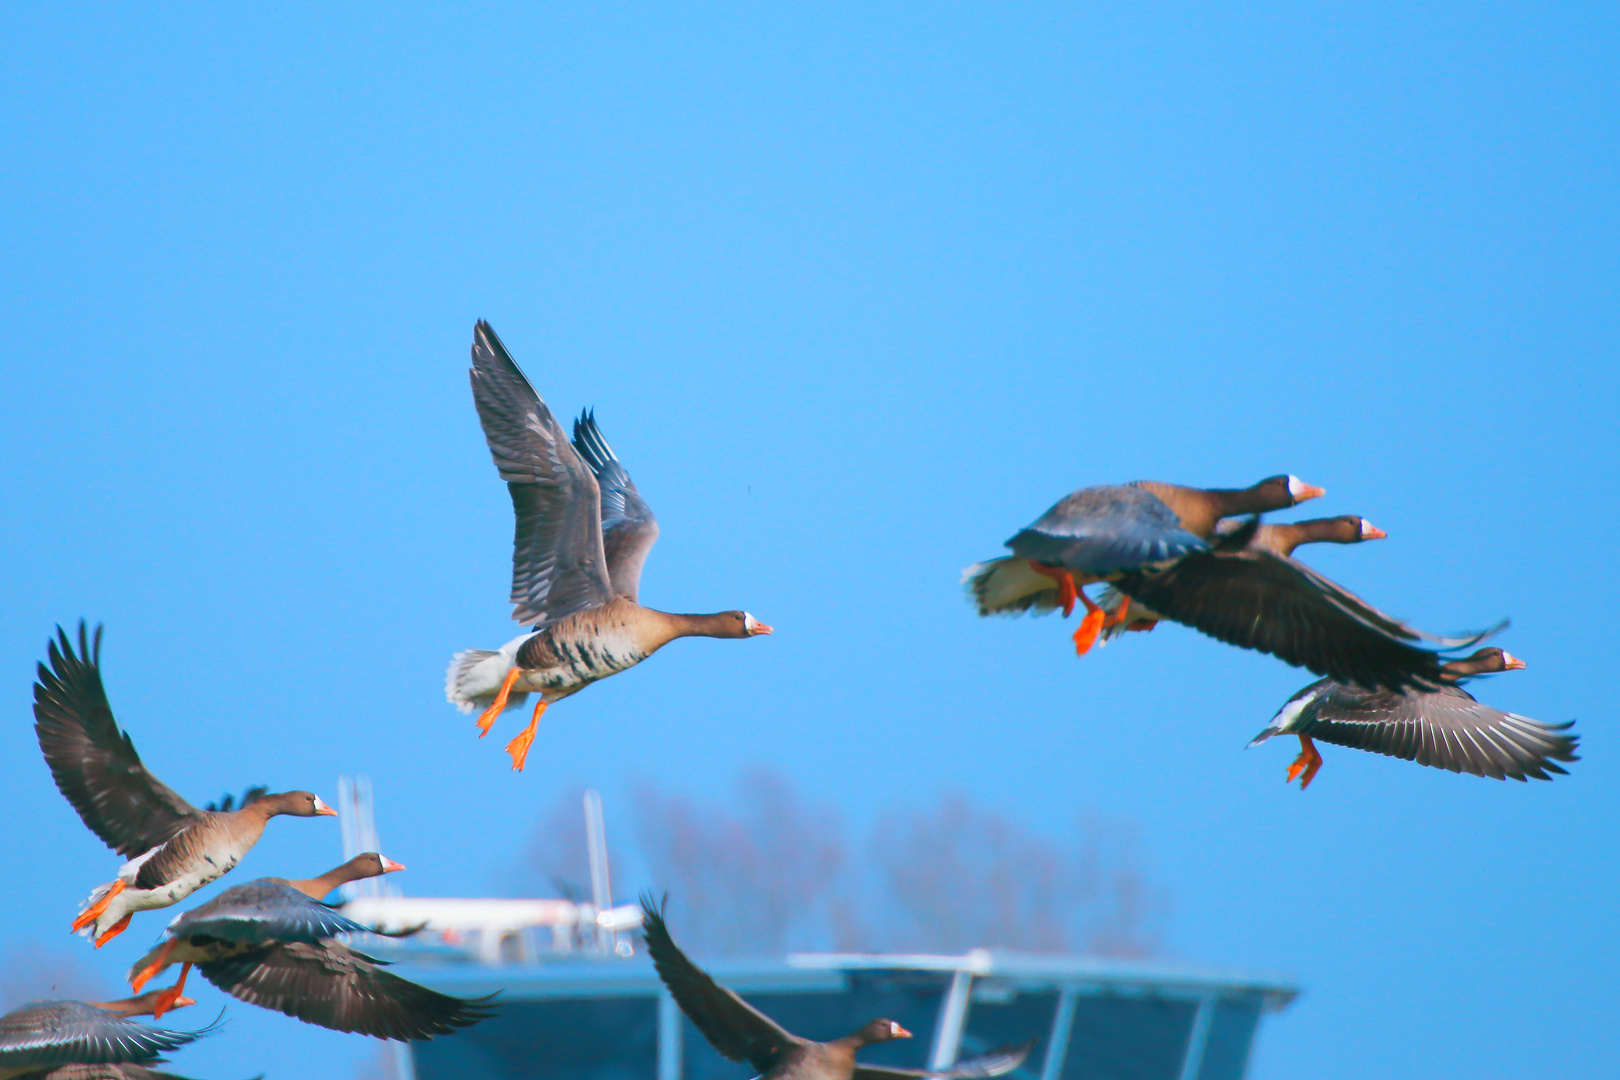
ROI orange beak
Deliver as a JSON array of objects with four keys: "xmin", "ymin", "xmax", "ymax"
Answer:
[
  {"xmin": 1503, "ymin": 652, "xmax": 1526, "ymax": 670},
  {"xmin": 894, "ymin": 1025, "xmax": 913, "ymax": 1038},
  {"xmin": 1295, "ymin": 483, "xmax": 1327, "ymax": 502},
  {"xmin": 751, "ymin": 622, "xmax": 773, "ymax": 636},
  {"xmin": 1362, "ymin": 525, "xmax": 1387, "ymax": 540},
  {"xmin": 172, "ymin": 995, "xmax": 197, "ymax": 1009},
  {"xmin": 382, "ymin": 858, "xmax": 407, "ymax": 873}
]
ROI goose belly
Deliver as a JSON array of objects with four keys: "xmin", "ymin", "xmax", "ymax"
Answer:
[{"xmin": 518, "ymin": 625, "xmax": 648, "ymax": 696}]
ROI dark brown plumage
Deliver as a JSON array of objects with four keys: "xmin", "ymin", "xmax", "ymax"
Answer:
[
  {"xmin": 1253, "ymin": 647, "xmax": 1577, "ymax": 787},
  {"xmin": 641, "ymin": 898, "xmax": 1034, "ymax": 1080}
]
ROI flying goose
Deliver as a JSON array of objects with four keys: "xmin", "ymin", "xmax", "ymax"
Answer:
[
  {"xmin": 0, "ymin": 987, "xmax": 207, "ymax": 1080},
  {"xmin": 32, "ymin": 623, "xmax": 336, "ymax": 947},
  {"xmin": 446, "ymin": 321, "xmax": 771, "ymax": 771}
]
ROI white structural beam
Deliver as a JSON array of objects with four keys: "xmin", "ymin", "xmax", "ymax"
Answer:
[
  {"xmin": 657, "ymin": 991, "xmax": 683, "ymax": 1080},
  {"xmin": 1177, "ymin": 994, "xmax": 1217, "ymax": 1080},
  {"xmin": 929, "ymin": 969, "xmax": 974, "ymax": 1071},
  {"xmin": 1039, "ymin": 987, "xmax": 1078, "ymax": 1080}
]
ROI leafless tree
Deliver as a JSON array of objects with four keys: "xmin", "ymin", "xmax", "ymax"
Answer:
[{"xmin": 631, "ymin": 767, "xmax": 846, "ymax": 955}]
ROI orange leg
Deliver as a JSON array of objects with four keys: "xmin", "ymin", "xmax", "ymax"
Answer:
[
  {"xmin": 1071, "ymin": 591, "xmax": 1107, "ymax": 656},
  {"xmin": 476, "ymin": 666, "xmax": 523, "ymax": 737},
  {"xmin": 131, "ymin": 938, "xmax": 177, "ymax": 993},
  {"xmin": 1286, "ymin": 735, "xmax": 1324, "ymax": 790},
  {"xmin": 150, "ymin": 963, "xmax": 192, "ymax": 1019},
  {"xmin": 94, "ymin": 913, "xmax": 132, "ymax": 947},
  {"xmin": 1027, "ymin": 561, "xmax": 1079, "ymax": 618},
  {"xmin": 71, "ymin": 879, "xmax": 124, "ymax": 933},
  {"xmin": 504, "ymin": 699, "xmax": 548, "ymax": 772}
]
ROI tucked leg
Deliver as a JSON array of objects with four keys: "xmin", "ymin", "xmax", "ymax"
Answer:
[
  {"xmin": 1287, "ymin": 735, "xmax": 1324, "ymax": 790},
  {"xmin": 1071, "ymin": 591, "xmax": 1108, "ymax": 656},
  {"xmin": 505, "ymin": 699, "xmax": 548, "ymax": 772},
  {"xmin": 131, "ymin": 939, "xmax": 177, "ymax": 993},
  {"xmin": 476, "ymin": 666, "xmax": 523, "ymax": 737},
  {"xmin": 94, "ymin": 913, "xmax": 132, "ymax": 948},
  {"xmin": 1027, "ymin": 561, "xmax": 1079, "ymax": 618},
  {"xmin": 72, "ymin": 879, "xmax": 124, "ymax": 933},
  {"xmin": 150, "ymin": 964, "xmax": 192, "ymax": 1019}
]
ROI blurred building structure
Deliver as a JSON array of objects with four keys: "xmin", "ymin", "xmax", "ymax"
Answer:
[{"xmin": 336, "ymin": 779, "xmax": 1296, "ymax": 1080}]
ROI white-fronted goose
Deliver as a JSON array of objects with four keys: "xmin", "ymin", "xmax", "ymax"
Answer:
[
  {"xmin": 129, "ymin": 854, "xmax": 496, "ymax": 1038},
  {"xmin": 1252, "ymin": 647, "xmax": 1578, "ymax": 788},
  {"xmin": 446, "ymin": 321, "xmax": 772, "ymax": 771},
  {"xmin": 0, "ymin": 987, "xmax": 206, "ymax": 1080},
  {"xmin": 1096, "ymin": 515, "xmax": 1388, "ymax": 640},
  {"xmin": 965, "ymin": 476, "xmax": 1324, "ymax": 655},
  {"xmin": 32, "ymin": 623, "xmax": 337, "ymax": 947},
  {"xmin": 1110, "ymin": 517, "xmax": 1499, "ymax": 692},
  {"xmin": 642, "ymin": 898, "xmax": 1034, "ymax": 1080}
]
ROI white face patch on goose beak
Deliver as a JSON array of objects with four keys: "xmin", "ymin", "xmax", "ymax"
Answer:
[
  {"xmin": 1360, "ymin": 519, "xmax": 1388, "ymax": 540},
  {"xmin": 743, "ymin": 613, "xmax": 773, "ymax": 636},
  {"xmin": 1287, "ymin": 475, "xmax": 1327, "ymax": 503}
]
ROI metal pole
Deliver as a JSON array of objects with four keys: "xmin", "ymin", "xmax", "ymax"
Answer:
[
  {"xmin": 657, "ymin": 991, "xmax": 683, "ymax": 1080},
  {"xmin": 929, "ymin": 969, "xmax": 974, "ymax": 1070},
  {"xmin": 1039, "ymin": 987, "xmax": 1078, "ymax": 1080},
  {"xmin": 1177, "ymin": 995, "xmax": 1216, "ymax": 1080},
  {"xmin": 390, "ymin": 1041, "xmax": 416, "ymax": 1080},
  {"xmin": 583, "ymin": 789, "xmax": 613, "ymax": 952}
]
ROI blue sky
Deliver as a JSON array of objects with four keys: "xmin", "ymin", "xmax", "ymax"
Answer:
[{"xmin": 1, "ymin": 3, "xmax": 1616, "ymax": 1078}]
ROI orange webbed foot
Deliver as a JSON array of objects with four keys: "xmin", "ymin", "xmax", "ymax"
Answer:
[
  {"xmin": 1072, "ymin": 610, "xmax": 1106, "ymax": 655},
  {"xmin": 1027, "ymin": 561, "xmax": 1080, "ymax": 618},
  {"xmin": 72, "ymin": 879, "xmax": 125, "ymax": 933},
  {"xmin": 476, "ymin": 666, "xmax": 523, "ymax": 737},
  {"xmin": 1286, "ymin": 736, "xmax": 1324, "ymax": 790},
  {"xmin": 149, "ymin": 964, "xmax": 192, "ymax": 1019},
  {"xmin": 94, "ymin": 914, "xmax": 132, "ymax": 948},
  {"xmin": 130, "ymin": 939, "xmax": 176, "ymax": 994},
  {"xmin": 504, "ymin": 701, "xmax": 547, "ymax": 772}
]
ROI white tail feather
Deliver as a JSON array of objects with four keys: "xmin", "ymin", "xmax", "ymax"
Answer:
[
  {"xmin": 962, "ymin": 557, "xmax": 1063, "ymax": 617},
  {"xmin": 445, "ymin": 646, "xmax": 529, "ymax": 715}
]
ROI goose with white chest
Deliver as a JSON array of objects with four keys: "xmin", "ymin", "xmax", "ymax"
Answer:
[{"xmin": 446, "ymin": 321, "xmax": 772, "ymax": 771}]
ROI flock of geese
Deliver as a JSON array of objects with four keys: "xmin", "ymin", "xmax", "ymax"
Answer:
[{"xmin": 2, "ymin": 321, "xmax": 1578, "ymax": 1079}]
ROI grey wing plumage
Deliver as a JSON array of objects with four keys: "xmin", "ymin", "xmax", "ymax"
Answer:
[
  {"xmin": 0, "ymin": 1001, "xmax": 201, "ymax": 1069},
  {"xmin": 640, "ymin": 897, "xmax": 800, "ymax": 1072},
  {"xmin": 854, "ymin": 1040, "xmax": 1037, "ymax": 1080},
  {"xmin": 32, "ymin": 623, "xmax": 203, "ymax": 859},
  {"xmin": 1286, "ymin": 683, "xmax": 1579, "ymax": 781},
  {"xmin": 571, "ymin": 410, "xmax": 660, "ymax": 602},
  {"xmin": 1114, "ymin": 550, "xmax": 1464, "ymax": 693},
  {"xmin": 1006, "ymin": 486, "xmax": 1208, "ymax": 576},
  {"xmin": 197, "ymin": 942, "xmax": 497, "ymax": 1040},
  {"xmin": 170, "ymin": 882, "xmax": 372, "ymax": 945},
  {"xmin": 36, "ymin": 1065, "xmax": 211, "ymax": 1079},
  {"xmin": 470, "ymin": 321, "xmax": 614, "ymax": 626}
]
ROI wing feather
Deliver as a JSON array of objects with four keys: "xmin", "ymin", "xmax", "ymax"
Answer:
[
  {"xmin": 571, "ymin": 410, "xmax": 660, "ymax": 601},
  {"xmin": 854, "ymin": 1040, "xmax": 1037, "ymax": 1080},
  {"xmin": 0, "ymin": 1001, "xmax": 200, "ymax": 1068}
]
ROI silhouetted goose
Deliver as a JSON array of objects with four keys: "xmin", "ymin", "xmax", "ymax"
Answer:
[
  {"xmin": 641, "ymin": 899, "xmax": 1034, "ymax": 1080},
  {"xmin": 0, "ymin": 987, "xmax": 207, "ymax": 1080},
  {"xmin": 130, "ymin": 854, "xmax": 495, "ymax": 1039},
  {"xmin": 1252, "ymin": 647, "xmax": 1578, "ymax": 788},
  {"xmin": 1110, "ymin": 517, "xmax": 1498, "ymax": 692},
  {"xmin": 1096, "ymin": 515, "xmax": 1388, "ymax": 640},
  {"xmin": 965, "ymin": 476, "xmax": 1324, "ymax": 655},
  {"xmin": 446, "ymin": 321, "xmax": 772, "ymax": 771},
  {"xmin": 32, "ymin": 623, "xmax": 336, "ymax": 947}
]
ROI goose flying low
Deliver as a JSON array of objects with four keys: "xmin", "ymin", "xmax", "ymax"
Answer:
[{"xmin": 32, "ymin": 623, "xmax": 336, "ymax": 947}]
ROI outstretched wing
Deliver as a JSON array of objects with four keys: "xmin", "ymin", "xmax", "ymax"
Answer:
[
  {"xmin": 0, "ymin": 1000, "xmax": 201, "ymax": 1068},
  {"xmin": 1006, "ymin": 486, "xmax": 1207, "ymax": 577},
  {"xmin": 1114, "ymin": 550, "xmax": 1467, "ymax": 692},
  {"xmin": 854, "ymin": 1040, "xmax": 1037, "ymax": 1080},
  {"xmin": 170, "ymin": 882, "xmax": 372, "ymax": 945},
  {"xmin": 470, "ymin": 321, "xmax": 614, "ymax": 626},
  {"xmin": 198, "ymin": 942, "xmax": 497, "ymax": 1041},
  {"xmin": 571, "ymin": 410, "xmax": 661, "ymax": 602},
  {"xmin": 641, "ymin": 897, "xmax": 801, "ymax": 1072},
  {"xmin": 1289, "ymin": 683, "xmax": 1579, "ymax": 781},
  {"xmin": 32, "ymin": 623, "xmax": 203, "ymax": 858}
]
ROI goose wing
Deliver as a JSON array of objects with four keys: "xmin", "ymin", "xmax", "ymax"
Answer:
[
  {"xmin": 32, "ymin": 623, "xmax": 204, "ymax": 858},
  {"xmin": 1005, "ymin": 485, "xmax": 1207, "ymax": 577},
  {"xmin": 168, "ymin": 882, "xmax": 372, "ymax": 944},
  {"xmin": 198, "ymin": 942, "xmax": 496, "ymax": 1040},
  {"xmin": 640, "ymin": 898, "xmax": 801, "ymax": 1072},
  {"xmin": 470, "ymin": 321, "xmax": 614, "ymax": 626},
  {"xmin": 1274, "ymin": 682, "xmax": 1578, "ymax": 781},
  {"xmin": 1114, "ymin": 549, "xmax": 1465, "ymax": 692},
  {"xmin": 0, "ymin": 1000, "xmax": 201, "ymax": 1069},
  {"xmin": 571, "ymin": 410, "xmax": 660, "ymax": 602},
  {"xmin": 854, "ymin": 1040, "xmax": 1038, "ymax": 1079}
]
